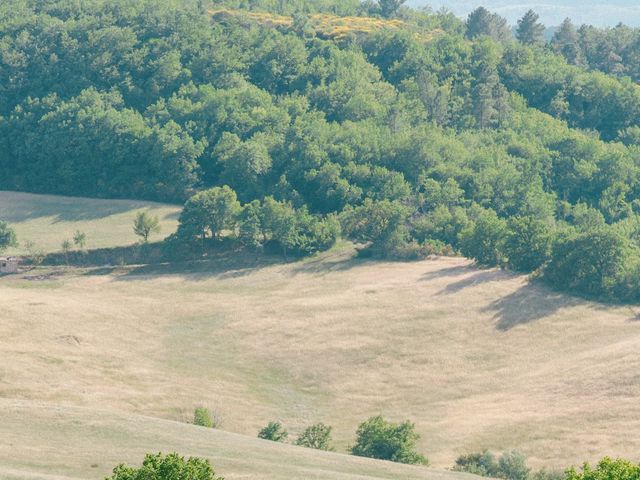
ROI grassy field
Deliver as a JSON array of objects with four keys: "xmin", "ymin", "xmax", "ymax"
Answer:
[
  {"xmin": 0, "ymin": 399, "xmax": 474, "ymax": 480},
  {"xmin": 2, "ymin": 192, "xmax": 640, "ymax": 477},
  {"xmin": 0, "ymin": 191, "xmax": 180, "ymax": 255}
]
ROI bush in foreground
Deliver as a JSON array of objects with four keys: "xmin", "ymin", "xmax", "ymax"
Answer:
[
  {"xmin": 350, "ymin": 415, "xmax": 427, "ymax": 465},
  {"xmin": 566, "ymin": 458, "xmax": 640, "ymax": 480},
  {"xmin": 106, "ymin": 452, "xmax": 222, "ymax": 480}
]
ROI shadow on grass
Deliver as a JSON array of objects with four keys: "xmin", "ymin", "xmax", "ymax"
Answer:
[
  {"xmin": 99, "ymin": 253, "xmax": 286, "ymax": 282},
  {"xmin": 627, "ymin": 307, "xmax": 640, "ymax": 321},
  {"xmin": 77, "ymin": 243, "xmax": 364, "ymax": 281},
  {"xmin": 289, "ymin": 246, "xmax": 362, "ymax": 276},
  {"xmin": 421, "ymin": 262, "xmax": 507, "ymax": 295},
  {"xmin": 483, "ymin": 282, "xmax": 583, "ymax": 331},
  {"xmin": 420, "ymin": 263, "xmax": 473, "ymax": 282},
  {"xmin": 0, "ymin": 190, "xmax": 179, "ymax": 223},
  {"xmin": 437, "ymin": 269, "xmax": 508, "ymax": 295},
  {"xmin": 420, "ymin": 259, "xmax": 585, "ymax": 330}
]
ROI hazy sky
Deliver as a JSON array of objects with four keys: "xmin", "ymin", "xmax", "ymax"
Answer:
[{"xmin": 407, "ymin": 1, "xmax": 640, "ymax": 27}]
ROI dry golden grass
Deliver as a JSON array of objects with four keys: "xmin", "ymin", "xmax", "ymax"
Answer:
[
  {"xmin": 2, "ymin": 192, "xmax": 639, "ymax": 474},
  {"xmin": 0, "ymin": 399, "xmax": 472, "ymax": 480},
  {"xmin": 0, "ymin": 191, "xmax": 180, "ymax": 255},
  {"xmin": 2, "ymin": 228, "xmax": 640, "ymax": 475}
]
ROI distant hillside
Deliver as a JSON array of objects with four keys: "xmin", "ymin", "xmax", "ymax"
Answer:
[{"xmin": 411, "ymin": 0, "xmax": 640, "ymax": 27}]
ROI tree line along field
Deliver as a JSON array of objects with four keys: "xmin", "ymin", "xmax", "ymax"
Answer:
[
  {"xmin": 3, "ymin": 0, "xmax": 640, "ymax": 477},
  {"xmin": 1, "ymin": 193, "xmax": 640, "ymax": 477},
  {"xmin": 3, "ymin": 0, "xmax": 640, "ymax": 302}
]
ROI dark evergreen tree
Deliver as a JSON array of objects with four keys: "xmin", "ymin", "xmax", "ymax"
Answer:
[
  {"xmin": 465, "ymin": 7, "xmax": 511, "ymax": 43},
  {"xmin": 516, "ymin": 10, "xmax": 545, "ymax": 46},
  {"xmin": 552, "ymin": 18, "xmax": 585, "ymax": 66},
  {"xmin": 378, "ymin": 0, "xmax": 405, "ymax": 18}
]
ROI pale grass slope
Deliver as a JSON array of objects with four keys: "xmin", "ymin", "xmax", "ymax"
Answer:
[
  {"xmin": 0, "ymin": 191, "xmax": 180, "ymax": 255},
  {"xmin": 1, "ymin": 399, "xmax": 473, "ymax": 480},
  {"xmin": 1, "ymin": 192, "xmax": 640, "ymax": 477}
]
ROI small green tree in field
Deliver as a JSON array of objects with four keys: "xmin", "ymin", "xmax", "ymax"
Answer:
[
  {"xmin": 106, "ymin": 452, "xmax": 223, "ymax": 480},
  {"xmin": 351, "ymin": 415, "xmax": 427, "ymax": 465},
  {"xmin": 133, "ymin": 211, "xmax": 161, "ymax": 243},
  {"xmin": 295, "ymin": 423, "xmax": 334, "ymax": 451},
  {"xmin": 61, "ymin": 239, "xmax": 72, "ymax": 264},
  {"xmin": 73, "ymin": 230, "xmax": 87, "ymax": 252},
  {"xmin": 194, "ymin": 407, "xmax": 213, "ymax": 428},
  {"xmin": 258, "ymin": 421, "xmax": 288, "ymax": 442},
  {"xmin": 24, "ymin": 240, "xmax": 45, "ymax": 266},
  {"xmin": 0, "ymin": 221, "xmax": 17, "ymax": 253}
]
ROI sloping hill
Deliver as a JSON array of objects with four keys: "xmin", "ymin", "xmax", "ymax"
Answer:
[
  {"xmin": 0, "ymin": 191, "xmax": 180, "ymax": 255},
  {"xmin": 2, "ymin": 193, "xmax": 640, "ymax": 476},
  {"xmin": 0, "ymin": 399, "xmax": 473, "ymax": 480},
  {"xmin": 1, "ymin": 246, "xmax": 640, "ymax": 471}
]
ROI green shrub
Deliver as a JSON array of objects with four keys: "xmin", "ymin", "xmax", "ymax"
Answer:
[
  {"xmin": 566, "ymin": 458, "xmax": 640, "ymax": 480},
  {"xmin": 106, "ymin": 452, "xmax": 223, "ymax": 480},
  {"xmin": 0, "ymin": 221, "xmax": 17, "ymax": 253},
  {"xmin": 531, "ymin": 468, "xmax": 565, "ymax": 480},
  {"xmin": 498, "ymin": 450, "xmax": 530, "ymax": 480},
  {"xmin": 133, "ymin": 212, "xmax": 161, "ymax": 243},
  {"xmin": 544, "ymin": 226, "xmax": 637, "ymax": 300},
  {"xmin": 350, "ymin": 415, "xmax": 427, "ymax": 465},
  {"xmin": 194, "ymin": 407, "xmax": 214, "ymax": 428},
  {"xmin": 24, "ymin": 240, "xmax": 45, "ymax": 266},
  {"xmin": 340, "ymin": 199, "xmax": 411, "ymax": 257},
  {"xmin": 454, "ymin": 451, "xmax": 500, "ymax": 477},
  {"xmin": 258, "ymin": 421, "xmax": 288, "ymax": 442},
  {"xmin": 504, "ymin": 216, "xmax": 552, "ymax": 272},
  {"xmin": 453, "ymin": 450, "xmax": 529, "ymax": 480},
  {"xmin": 459, "ymin": 208, "xmax": 508, "ymax": 266},
  {"xmin": 295, "ymin": 423, "xmax": 333, "ymax": 451}
]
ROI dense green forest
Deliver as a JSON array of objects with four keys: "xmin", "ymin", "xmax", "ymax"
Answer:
[{"xmin": 1, "ymin": 0, "xmax": 640, "ymax": 301}]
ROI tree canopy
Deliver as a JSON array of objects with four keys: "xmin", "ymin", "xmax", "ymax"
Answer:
[
  {"xmin": 2, "ymin": 0, "xmax": 640, "ymax": 300},
  {"xmin": 106, "ymin": 452, "xmax": 222, "ymax": 480}
]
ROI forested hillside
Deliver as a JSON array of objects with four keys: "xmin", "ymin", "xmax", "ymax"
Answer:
[
  {"xmin": 550, "ymin": 20, "xmax": 640, "ymax": 84},
  {"xmin": 1, "ymin": 0, "xmax": 640, "ymax": 301}
]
